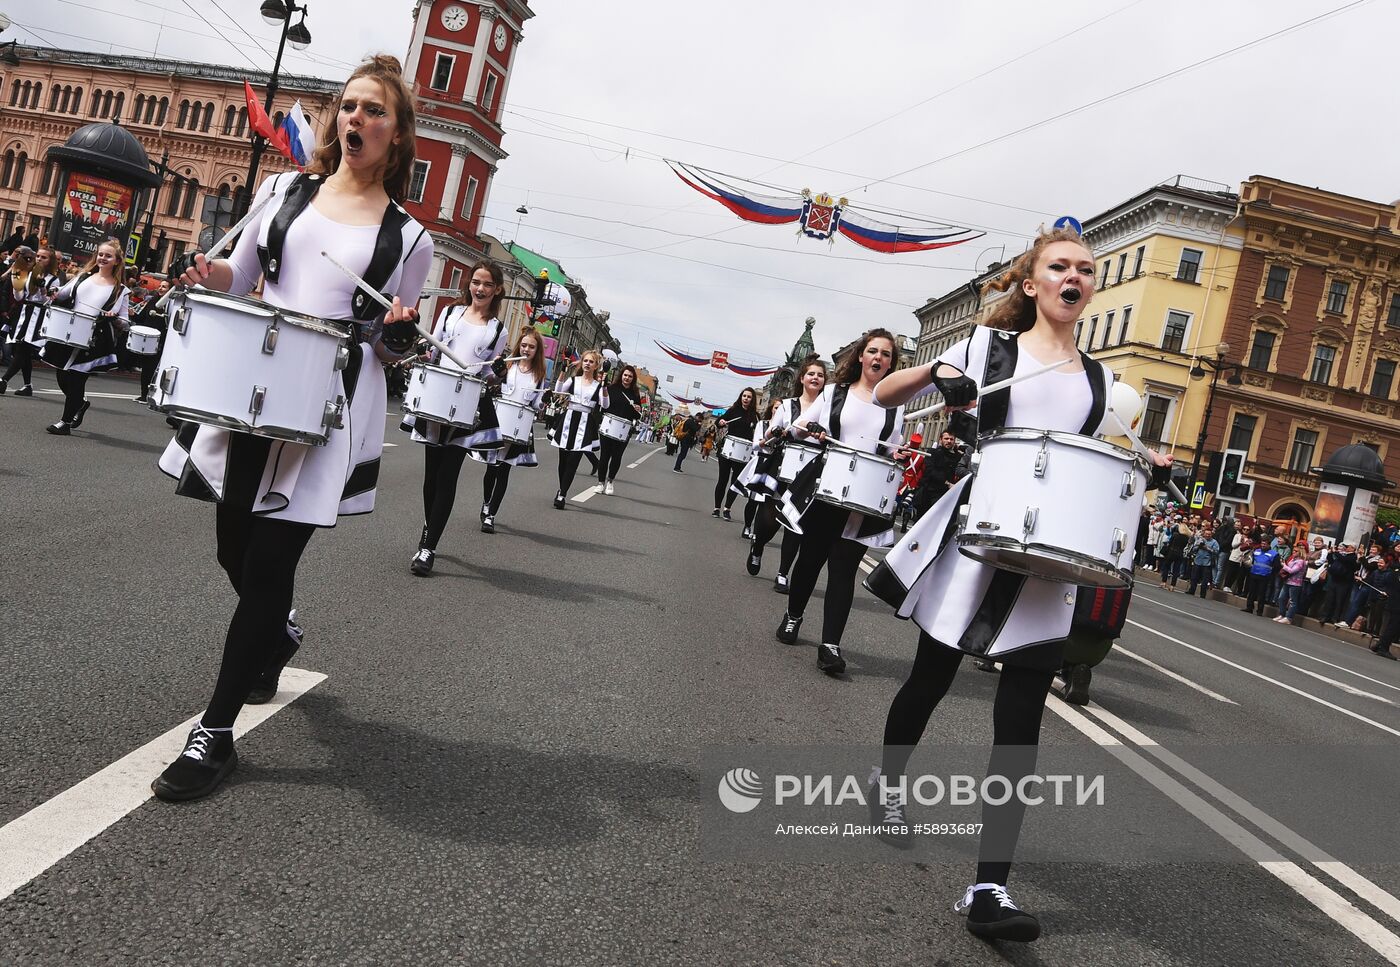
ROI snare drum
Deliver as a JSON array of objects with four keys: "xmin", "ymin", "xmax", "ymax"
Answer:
[
  {"xmin": 125, "ymin": 325, "xmax": 161, "ymax": 355},
  {"xmin": 778, "ymin": 441, "xmax": 823, "ymax": 483},
  {"xmin": 39, "ymin": 306, "xmax": 100, "ymax": 349},
  {"xmin": 152, "ymin": 289, "xmax": 353, "ymax": 446},
  {"xmin": 814, "ymin": 448, "xmax": 901, "ymax": 518},
  {"xmin": 405, "ymin": 363, "xmax": 487, "ymax": 430},
  {"xmin": 956, "ymin": 428, "xmax": 1148, "ymax": 588},
  {"xmin": 493, "ymin": 397, "xmax": 537, "ymax": 443},
  {"xmin": 720, "ymin": 435, "xmax": 753, "ymax": 463},
  {"xmin": 599, "ymin": 413, "xmax": 634, "ymax": 442}
]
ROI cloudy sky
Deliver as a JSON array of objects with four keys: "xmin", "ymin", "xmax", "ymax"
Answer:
[{"xmin": 7, "ymin": 0, "xmax": 1394, "ymax": 404}]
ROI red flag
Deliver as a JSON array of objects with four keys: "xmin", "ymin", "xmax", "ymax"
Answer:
[{"xmin": 244, "ymin": 80, "xmax": 293, "ymax": 161}]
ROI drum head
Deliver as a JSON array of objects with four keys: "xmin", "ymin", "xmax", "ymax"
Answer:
[{"xmin": 957, "ymin": 542, "xmax": 1131, "ymax": 589}]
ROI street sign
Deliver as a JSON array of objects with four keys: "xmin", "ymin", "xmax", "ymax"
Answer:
[
  {"xmin": 1190, "ymin": 482, "xmax": 1206, "ymax": 509},
  {"xmin": 125, "ymin": 233, "xmax": 140, "ymax": 266}
]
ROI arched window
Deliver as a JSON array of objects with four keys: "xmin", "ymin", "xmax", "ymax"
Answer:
[
  {"xmin": 8, "ymin": 80, "xmax": 17, "ymax": 106},
  {"xmin": 48, "ymin": 85, "xmax": 59, "ymax": 111},
  {"xmin": 71, "ymin": 87, "xmax": 82, "ymax": 115},
  {"xmin": 222, "ymin": 105, "xmax": 236, "ymax": 135},
  {"xmin": 20, "ymin": 81, "xmax": 31, "ymax": 108},
  {"xmin": 143, "ymin": 95, "xmax": 155, "ymax": 124},
  {"xmin": 101, "ymin": 90, "xmax": 113, "ymax": 118},
  {"xmin": 14, "ymin": 152, "xmax": 27, "ymax": 191},
  {"xmin": 180, "ymin": 178, "xmax": 199, "ymax": 220},
  {"xmin": 156, "ymin": 97, "xmax": 167, "ymax": 125},
  {"xmin": 201, "ymin": 103, "xmax": 213, "ymax": 132},
  {"xmin": 165, "ymin": 179, "xmax": 183, "ymax": 217},
  {"xmin": 1, "ymin": 152, "xmax": 13, "ymax": 189},
  {"xmin": 113, "ymin": 92, "xmax": 124, "ymax": 120},
  {"xmin": 89, "ymin": 88, "xmax": 102, "ymax": 117},
  {"xmin": 134, "ymin": 93, "xmax": 145, "ymax": 122},
  {"xmin": 31, "ymin": 83, "xmax": 42, "ymax": 109},
  {"xmin": 57, "ymin": 86, "xmax": 69, "ymax": 113},
  {"xmin": 177, "ymin": 99, "xmax": 189, "ymax": 128},
  {"xmin": 236, "ymin": 107, "xmax": 247, "ymax": 137},
  {"xmin": 40, "ymin": 159, "xmax": 56, "ymax": 195}
]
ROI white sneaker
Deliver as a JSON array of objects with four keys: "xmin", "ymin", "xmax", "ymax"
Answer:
[{"xmin": 604, "ymin": 481, "xmax": 615, "ymax": 495}]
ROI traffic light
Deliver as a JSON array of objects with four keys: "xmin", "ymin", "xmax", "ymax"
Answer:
[{"xmin": 1219, "ymin": 449, "xmax": 1249, "ymax": 500}]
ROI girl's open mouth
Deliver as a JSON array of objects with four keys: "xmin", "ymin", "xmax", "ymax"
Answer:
[
  {"xmin": 1060, "ymin": 288, "xmax": 1081, "ymax": 305},
  {"xmin": 345, "ymin": 131, "xmax": 363, "ymax": 154}
]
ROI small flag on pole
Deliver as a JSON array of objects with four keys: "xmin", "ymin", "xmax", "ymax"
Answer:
[{"xmin": 280, "ymin": 101, "xmax": 317, "ymax": 168}]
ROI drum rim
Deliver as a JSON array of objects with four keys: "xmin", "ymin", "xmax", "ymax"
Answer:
[
  {"xmin": 493, "ymin": 397, "xmax": 537, "ymax": 414},
  {"xmin": 177, "ymin": 288, "xmax": 353, "ymax": 340},
  {"xmin": 978, "ymin": 426, "xmax": 1148, "ymax": 468},
  {"xmin": 128, "ymin": 325, "xmax": 162, "ymax": 337},
  {"xmin": 43, "ymin": 306, "xmax": 102, "ymax": 323},
  {"xmin": 956, "ymin": 535, "xmax": 1132, "ymax": 588},
  {"xmin": 414, "ymin": 361, "xmax": 489, "ymax": 385},
  {"xmin": 152, "ymin": 404, "xmax": 331, "ymax": 446}
]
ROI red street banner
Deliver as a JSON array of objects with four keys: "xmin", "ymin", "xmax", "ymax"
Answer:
[
  {"xmin": 710, "ymin": 350, "xmax": 729, "ymax": 369},
  {"xmin": 50, "ymin": 171, "xmax": 135, "ymax": 259}
]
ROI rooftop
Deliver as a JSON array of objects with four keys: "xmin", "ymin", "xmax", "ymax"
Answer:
[{"xmin": 9, "ymin": 44, "xmax": 344, "ymax": 95}]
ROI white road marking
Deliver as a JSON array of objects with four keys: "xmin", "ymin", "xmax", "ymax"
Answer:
[
  {"xmin": 32, "ymin": 389, "xmax": 143, "ymax": 400},
  {"xmin": 626, "ymin": 446, "xmax": 664, "ymax": 470},
  {"xmin": 1113, "ymin": 644, "xmax": 1239, "ymax": 704},
  {"xmin": 383, "ymin": 442, "xmax": 399, "ymax": 448},
  {"xmin": 572, "ymin": 484, "xmax": 602, "ymax": 503},
  {"xmin": 0, "ymin": 667, "xmax": 326, "ymax": 902},
  {"xmin": 1138, "ymin": 594, "xmax": 1400, "ymax": 694},
  {"xmin": 1285, "ymin": 665, "xmax": 1394, "ymax": 705},
  {"xmin": 1126, "ymin": 619, "xmax": 1400, "ymax": 740},
  {"xmin": 1048, "ymin": 700, "xmax": 1400, "ymax": 963}
]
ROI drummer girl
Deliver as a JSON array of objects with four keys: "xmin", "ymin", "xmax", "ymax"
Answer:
[
  {"xmin": 549, "ymin": 348, "xmax": 608, "ymax": 508},
  {"xmin": 407, "ymin": 260, "xmax": 509, "ymax": 575},
  {"xmin": 1, "ymin": 245, "xmax": 64, "ymax": 397},
  {"xmin": 597, "ymin": 363, "xmax": 642, "ymax": 496},
  {"xmin": 862, "ymin": 227, "xmax": 1172, "ymax": 942},
  {"xmin": 711, "ymin": 387, "xmax": 758, "ymax": 520},
  {"xmin": 476, "ymin": 325, "xmax": 548, "ymax": 534},
  {"xmin": 152, "ymin": 54, "xmax": 434, "ymax": 802},
  {"xmin": 736, "ymin": 397, "xmax": 785, "ymax": 540},
  {"xmin": 747, "ymin": 356, "xmax": 827, "ymax": 589},
  {"xmin": 775, "ymin": 331, "xmax": 904, "ymax": 674},
  {"xmin": 41, "ymin": 239, "xmax": 129, "ymax": 435}
]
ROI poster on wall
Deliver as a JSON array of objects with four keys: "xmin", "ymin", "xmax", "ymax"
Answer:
[
  {"xmin": 1345, "ymin": 488, "xmax": 1381, "ymax": 547},
  {"xmin": 49, "ymin": 171, "xmax": 135, "ymax": 259},
  {"xmin": 1311, "ymin": 481, "xmax": 1349, "ymax": 542}
]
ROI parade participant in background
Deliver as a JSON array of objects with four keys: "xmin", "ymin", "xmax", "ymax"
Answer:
[
  {"xmin": 407, "ymin": 260, "xmax": 509, "ymax": 575},
  {"xmin": 700, "ymin": 422, "xmax": 716, "ymax": 461},
  {"xmin": 860, "ymin": 228, "xmax": 1172, "ymax": 942},
  {"xmin": 549, "ymin": 348, "xmax": 608, "ymax": 508},
  {"xmin": 130, "ymin": 279, "xmax": 170, "ymax": 404},
  {"xmin": 671, "ymin": 410, "xmax": 699, "ymax": 470},
  {"xmin": 775, "ymin": 331, "xmax": 905, "ymax": 673},
  {"xmin": 151, "ymin": 54, "xmax": 433, "ymax": 802},
  {"xmin": 711, "ymin": 387, "xmax": 758, "ymax": 520},
  {"xmin": 736, "ymin": 397, "xmax": 785, "ymax": 540},
  {"xmin": 476, "ymin": 326, "xmax": 547, "ymax": 534},
  {"xmin": 597, "ymin": 363, "xmax": 643, "ymax": 496},
  {"xmin": 746, "ymin": 357, "xmax": 827, "ymax": 589},
  {"xmin": 41, "ymin": 239, "xmax": 128, "ymax": 436},
  {"xmin": 1, "ymin": 246, "xmax": 64, "ymax": 397}
]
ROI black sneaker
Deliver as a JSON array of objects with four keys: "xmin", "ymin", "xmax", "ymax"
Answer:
[
  {"xmin": 554, "ymin": 491, "xmax": 566, "ymax": 509},
  {"xmin": 14, "ymin": 385, "xmax": 32, "ymax": 397},
  {"xmin": 45, "ymin": 421, "xmax": 71, "ymax": 435},
  {"xmin": 722, "ymin": 508, "xmax": 733, "ymax": 522},
  {"xmin": 246, "ymin": 613, "xmax": 304, "ymax": 705},
  {"xmin": 0, "ymin": 381, "xmax": 6, "ymax": 395},
  {"xmin": 957, "ymin": 884, "xmax": 1041, "ymax": 942},
  {"xmin": 1064, "ymin": 663, "xmax": 1091, "ymax": 705},
  {"xmin": 867, "ymin": 780, "xmax": 912, "ymax": 849},
  {"xmin": 70, "ymin": 399, "xmax": 91, "ymax": 428},
  {"xmin": 481, "ymin": 515, "xmax": 496, "ymax": 534},
  {"xmin": 776, "ymin": 612, "xmax": 802, "ymax": 644},
  {"xmin": 746, "ymin": 545, "xmax": 762, "ymax": 576},
  {"xmin": 817, "ymin": 642, "xmax": 846, "ymax": 674},
  {"xmin": 773, "ymin": 573, "xmax": 790, "ymax": 594},
  {"xmin": 480, "ymin": 504, "xmax": 489, "ymax": 523},
  {"xmin": 151, "ymin": 724, "xmax": 237, "ymax": 803},
  {"xmin": 410, "ymin": 548, "xmax": 435, "ymax": 576},
  {"xmin": 711, "ymin": 508, "xmax": 721, "ymax": 518}
]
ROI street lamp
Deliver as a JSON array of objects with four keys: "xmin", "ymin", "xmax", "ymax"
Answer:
[
  {"xmin": 1187, "ymin": 342, "xmax": 1244, "ymax": 503},
  {"xmin": 239, "ymin": 1, "xmax": 311, "ymax": 218}
]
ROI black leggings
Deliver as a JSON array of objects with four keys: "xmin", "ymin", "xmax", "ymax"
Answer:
[
  {"xmin": 422, "ymin": 445, "xmax": 468, "ymax": 551},
  {"xmin": 2, "ymin": 342, "xmax": 32, "ymax": 386},
  {"xmin": 784, "ymin": 501, "xmax": 867, "ymax": 646},
  {"xmin": 882, "ymin": 635, "xmax": 1055, "ymax": 886},
  {"xmin": 558, "ymin": 448, "xmax": 585, "ymax": 494},
  {"xmin": 55, "ymin": 368, "xmax": 89, "ymax": 423},
  {"xmin": 204, "ymin": 433, "xmax": 317, "ymax": 729},
  {"xmin": 753, "ymin": 502, "xmax": 802, "ymax": 576},
  {"xmin": 714, "ymin": 456, "xmax": 743, "ymax": 510},
  {"xmin": 482, "ymin": 462, "xmax": 511, "ymax": 515},
  {"xmin": 598, "ymin": 435, "xmax": 629, "ymax": 482},
  {"xmin": 744, "ymin": 499, "xmax": 759, "ymax": 530}
]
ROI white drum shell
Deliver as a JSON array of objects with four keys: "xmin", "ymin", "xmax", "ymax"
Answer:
[
  {"xmin": 815, "ymin": 449, "xmax": 901, "ymax": 518},
  {"xmin": 494, "ymin": 398, "xmax": 537, "ymax": 443},
  {"xmin": 126, "ymin": 325, "xmax": 161, "ymax": 355},
  {"xmin": 957, "ymin": 429, "xmax": 1148, "ymax": 588},
  {"xmin": 151, "ymin": 290, "xmax": 351, "ymax": 446},
  {"xmin": 405, "ymin": 363, "xmax": 487, "ymax": 430},
  {"xmin": 599, "ymin": 413, "xmax": 633, "ymax": 441},
  {"xmin": 778, "ymin": 441, "xmax": 822, "ymax": 483},
  {"xmin": 720, "ymin": 436, "xmax": 753, "ymax": 463},
  {"xmin": 39, "ymin": 307, "xmax": 99, "ymax": 349}
]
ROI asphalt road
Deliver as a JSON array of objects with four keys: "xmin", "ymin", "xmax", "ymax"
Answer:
[{"xmin": 3, "ymin": 367, "xmax": 1400, "ymax": 966}]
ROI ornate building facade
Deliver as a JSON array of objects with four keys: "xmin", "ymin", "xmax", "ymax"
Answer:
[{"xmin": 762, "ymin": 316, "xmax": 817, "ymax": 403}]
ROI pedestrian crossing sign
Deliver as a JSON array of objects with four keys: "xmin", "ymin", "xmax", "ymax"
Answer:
[{"xmin": 1191, "ymin": 482, "xmax": 1206, "ymax": 509}]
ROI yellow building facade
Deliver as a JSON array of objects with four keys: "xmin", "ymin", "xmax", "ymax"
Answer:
[{"xmin": 1079, "ymin": 177, "xmax": 1243, "ymax": 484}]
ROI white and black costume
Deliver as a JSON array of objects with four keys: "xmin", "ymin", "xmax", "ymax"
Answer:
[
  {"xmin": 41, "ymin": 272, "xmax": 128, "ymax": 430},
  {"xmin": 549, "ymin": 373, "xmax": 608, "ymax": 503},
  {"xmin": 154, "ymin": 170, "xmax": 432, "ymax": 739},
  {"xmin": 712, "ymin": 404, "xmax": 758, "ymax": 516},
  {"xmin": 1, "ymin": 270, "xmax": 59, "ymax": 394},
  {"xmin": 407, "ymin": 305, "xmax": 507, "ymax": 557},
  {"xmin": 746, "ymin": 397, "xmax": 808, "ymax": 586},
  {"xmin": 597, "ymin": 379, "xmax": 642, "ymax": 487},
  {"xmin": 777, "ymin": 384, "xmax": 904, "ymax": 668},
  {"xmin": 478, "ymin": 362, "xmax": 546, "ymax": 531}
]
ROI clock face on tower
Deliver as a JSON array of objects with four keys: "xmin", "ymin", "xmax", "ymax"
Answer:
[
  {"xmin": 440, "ymin": 4, "xmax": 468, "ymax": 31},
  {"xmin": 493, "ymin": 23, "xmax": 508, "ymax": 51}
]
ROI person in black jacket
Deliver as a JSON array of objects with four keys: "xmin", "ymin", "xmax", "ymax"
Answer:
[
  {"xmin": 711, "ymin": 387, "xmax": 758, "ymax": 520},
  {"xmin": 912, "ymin": 430, "xmax": 962, "ymax": 516},
  {"xmin": 1320, "ymin": 544, "xmax": 1358, "ymax": 624},
  {"xmin": 598, "ymin": 364, "xmax": 642, "ymax": 495},
  {"xmin": 1369, "ymin": 563, "xmax": 1399, "ymax": 659},
  {"xmin": 672, "ymin": 412, "xmax": 701, "ymax": 471}
]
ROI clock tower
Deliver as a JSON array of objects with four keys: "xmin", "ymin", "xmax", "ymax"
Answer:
[{"xmin": 402, "ymin": 0, "xmax": 534, "ymax": 304}]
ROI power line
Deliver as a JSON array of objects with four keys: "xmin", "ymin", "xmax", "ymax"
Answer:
[{"xmin": 177, "ymin": 0, "xmax": 261, "ymax": 71}]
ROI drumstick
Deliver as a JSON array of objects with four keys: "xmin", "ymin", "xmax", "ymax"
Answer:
[
  {"xmin": 1109, "ymin": 411, "xmax": 1189, "ymax": 505},
  {"xmin": 904, "ymin": 357, "xmax": 1076, "ymax": 419},
  {"xmin": 156, "ymin": 193, "xmax": 274, "ymax": 310},
  {"xmin": 318, "ymin": 251, "xmax": 471, "ymax": 370}
]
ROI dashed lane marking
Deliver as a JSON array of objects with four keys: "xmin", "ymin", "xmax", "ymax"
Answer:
[
  {"xmin": 1284, "ymin": 664, "xmax": 1394, "ymax": 705},
  {"xmin": 626, "ymin": 446, "xmax": 664, "ymax": 470},
  {"xmin": 1113, "ymin": 644, "xmax": 1238, "ymax": 705},
  {"xmin": 0, "ymin": 667, "xmax": 326, "ymax": 902}
]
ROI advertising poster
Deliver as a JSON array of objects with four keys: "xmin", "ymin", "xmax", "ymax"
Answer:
[
  {"xmin": 1311, "ymin": 481, "xmax": 1349, "ymax": 542},
  {"xmin": 50, "ymin": 171, "xmax": 135, "ymax": 258},
  {"xmin": 1345, "ymin": 488, "xmax": 1381, "ymax": 547}
]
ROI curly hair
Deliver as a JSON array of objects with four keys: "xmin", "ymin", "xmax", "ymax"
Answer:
[
  {"xmin": 832, "ymin": 328, "xmax": 899, "ymax": 385},
  {"xmin": 308, "ymin": 54, "xmax": 417, "ymax": 201},
  {"xmin": 980, "ymin": 227, "xmax": 1095, "ymax": 333}
]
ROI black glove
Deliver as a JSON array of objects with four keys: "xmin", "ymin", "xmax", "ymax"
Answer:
[
  {"xmin": 168, "ymin": 252, "xmax": 201, "ymax": 279},
  {"xmin": 490, "ymin": 355, "xmax": 508, "ymax": 379},
  {"xmin": 1148, "ymin": 461, "xmax": 1175, "ymax": 490},
  {"xmin": 804, "ymin": 421, "xmax": 827, "ymax": 436},
  {"xmin": 931, "ymin": 368, "xmax": 978, "ymax": 408},
  {"xmin": 381, "ymin": 317, "xmax": 418, "ymax": 353}
]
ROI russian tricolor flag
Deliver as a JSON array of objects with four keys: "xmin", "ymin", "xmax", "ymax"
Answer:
[{"xmin": 280, "ymin": 101, "xmax": 317, "ymax": 168}]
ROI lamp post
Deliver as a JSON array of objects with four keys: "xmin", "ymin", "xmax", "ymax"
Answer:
[
  {"xmin": 238, "ymin": 0, "xmax": 311, "ymax": 218},
  {"xmin": 1187, "ymin": 342, "xmax": 1244, "ymax": 503}
]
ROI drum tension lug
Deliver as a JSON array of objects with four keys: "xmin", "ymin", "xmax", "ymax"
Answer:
[
  {"xmin": 262, "ymin": 323, "xmax": 279, "ymax": 355},
  {"xmin": 1111, "ymin": 528, "xmax": 1127, "ymax": 556},
  {"xmin": 1023, "ymin": 506, "xmax": 1039, "ymax": 536},
  {"xmin": 322, "ymin": 396, "xmax": 345, "ymax": 431},
  {"xmin": 1034, "ymin": 450, "xmax": 1048, "ymax": 477},
  {"xmin": 172, "ymin": 306, "xmax": 191, "ymax": 335},
  {"xmin": 158, "ymin": 366, "xmax": 178, "ymax": 395},
  {"xmin": 249, "ymin": 385, "xmax": 266, "ymax": 418},
  {"xmin": 1120, "ymin": 470, "xmax": 1136, "ymax": 499}
]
